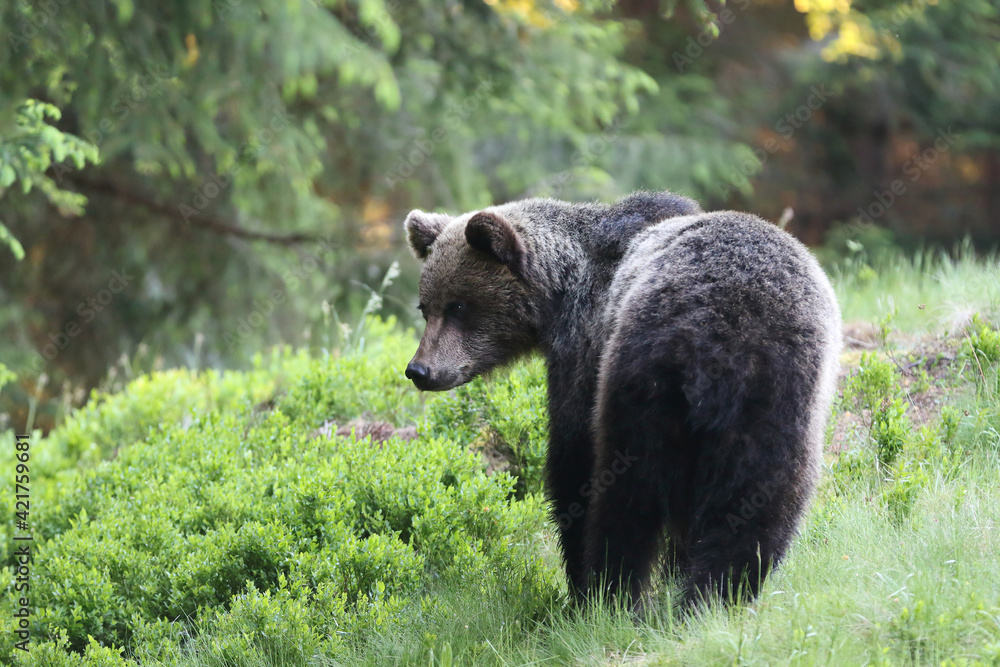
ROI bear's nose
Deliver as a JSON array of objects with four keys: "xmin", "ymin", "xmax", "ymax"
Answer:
[{"xmin": 405, "ymin": 362, "xmax": 430, "ymax": 386}]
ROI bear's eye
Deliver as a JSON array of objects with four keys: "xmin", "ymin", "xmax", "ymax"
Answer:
[{"xmin": 445, "ymin": 301, "xmax": 468, "ymax": 319}]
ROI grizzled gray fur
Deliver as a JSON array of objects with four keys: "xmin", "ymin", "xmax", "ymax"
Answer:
[{"xmin": 403, "ymin": 191, "xmax": 841, "ymax": 608}]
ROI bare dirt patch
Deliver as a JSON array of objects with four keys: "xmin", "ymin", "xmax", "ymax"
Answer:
[{"xmin": 310, "ymin": 419, "xmax": 418, "ymax": 444}]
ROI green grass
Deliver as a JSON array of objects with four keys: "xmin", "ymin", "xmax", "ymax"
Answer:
[
  {"xmin": 347, "ymin": 459, "xmax": 1000, "ymax": 665},
  {"xmin": 829, "ymin": 243, "xmax": 1000, "ymax": 335},
  {"xmin": 322, "ymin": 352, "xmax": 1000, "ymax": 666},
  {"xmin": 346, "ymin": 343, "xmax": 997, "ymax": 666},
  {"xmin": 3, "ymin": 255, "xmax": 1000, "ymax": 666}
]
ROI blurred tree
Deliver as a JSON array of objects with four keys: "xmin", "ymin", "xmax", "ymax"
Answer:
[
  {"xmin": 0, "ymin": 0, "xmax": 717, "ymax": 428},
  {"xmin": 0, "ymin": 100, "xmax": 98, "ymax": 259},
  {"xmin": 1, "ymin": 0, "xmax": 997, "ymax": 430},
  {"xmin": 737, "ymin": 0, "xmax": 1000, "ymax": 244}
]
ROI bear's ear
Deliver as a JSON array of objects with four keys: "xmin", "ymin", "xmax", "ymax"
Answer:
[
  {"xmin": 404, "ymin": 210, "xmax": 451, "ymax": 260},
  {"xmin": 465, "ymin": 211, "xmax": 525, "ymax": 277}
]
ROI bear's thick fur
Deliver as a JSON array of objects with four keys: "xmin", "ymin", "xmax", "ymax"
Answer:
[{"xmin": 403, "ymin": 191, "xmax": 841, "ymax": 607}]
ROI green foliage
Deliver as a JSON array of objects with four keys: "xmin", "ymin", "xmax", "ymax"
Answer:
[
  {"xmin": 0, "ymin": 323, "xmax": 556, "ymax": 662},
  {"xmin": 422, "ymin": 377, "xmax": 490, "ymax": 445},
  {"xmin": 0, "ymin": 351, "xmax": 302, "ymax": 582},
  {"xmin": 827, "ymin": 446, "xmax": 875, "ymax": 494},
  {"xmin": 844, "ymin": 351, "xmax": 911, "ymax": 468},
  {"xmin": 195, "ymin": 583, "xmax": 338, "ymax": 666},
  {"xmin": 280, "ymin": 316, "xmax": 419, "ymax": 427},
  {"xmin": 12, "ymin": 634, "xmax": 128, "ymax": 667},
  {"xmin": 869, "ymin": 397, "xmax": 910, "ymax": 470},
  {"xmin": 0, "ymin": 363, "xmax": 14, "ymax": 392},
  {"xmin": 818, "ymin": 222, "xmax": 904, "ymax": 268},
  {"xmin": 863, "ymin": 0, "xmax": 999, "ymax": 149},
  {"xmin": 424, "ymin": 358, "xmax": 550, "ymax": 496},
  {"xmin": 834, "ymin": 340, "xmax": 977, "ymax": 525},
  {"xmin": 880, "ymin": 457, "xmax": 929, "ymax": 526},
  {"xmin": 329, "ymin": 261, "xmax": 402, "ymax": 354},
  {"xmin": 829, "ymin": 243, "xmax": 1000, "ymax": 336},
  {"xmin": 957, "ymin": 317, "xmax": 1000, "ymax": 420},
  {"xmin": 0, "ymin": 100, "xmax": 99, "ymax": 260},
  {"xmin": 875, "ymin": 308, "xmax": 898, "ymax": 350},
  {"xmin": 938, "ymin": 405, "xmax": 963, "ymax": 447},
  {"xmin": 45, "ymin": 363, "xmax": 284, "ymax": 467},
  {"xmin": 476, "ymin": 361, "xmax": 550, "ymax": 496},
  {"xmin": 962, "ymin": 316, "xmax": 1000, "ymax": 368}
]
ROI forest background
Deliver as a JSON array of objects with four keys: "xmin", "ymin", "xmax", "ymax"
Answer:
[{"xmin": 1, "ymin": 0, "xmax": 998, "ymax": 430}]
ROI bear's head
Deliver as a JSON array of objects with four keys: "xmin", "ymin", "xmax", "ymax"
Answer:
[{"xmin": 403, "ymin": 208, "xmax": 537, "ymax": 391}]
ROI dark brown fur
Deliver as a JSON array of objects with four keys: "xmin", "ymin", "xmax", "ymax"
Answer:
[{"xmin": 404, "ymin": 191, "xmax": 841, "ymax": 609}]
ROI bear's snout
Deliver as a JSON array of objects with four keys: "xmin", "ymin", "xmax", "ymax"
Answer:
[
  {"xmin": 405, "ymin": 361, "xmax": 431, "ymax": 389},
  {"xmin": 405, "ymin": 359, "xmax": 467, "ymax": 391}
]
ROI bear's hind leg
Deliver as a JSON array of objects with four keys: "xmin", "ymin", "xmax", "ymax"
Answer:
[
  {"xmin": 584, "ymin": 359, "xmax": 692, "ymax": 608},
  {"xmin": 583, "ymin": 464, "xmax": 664, "ymax": 607},
  {"xmin": 680, "ymin": 459, "xmax": 807, "ymax": 607},
  {"xmin": 682, "ymin": 532, "xmax": 777, "ymax": 606}
]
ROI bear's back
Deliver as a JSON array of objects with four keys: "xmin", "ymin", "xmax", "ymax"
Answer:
[
  {"xmin": 599, "ymin": 209, "xmax": 841, "ymax": 434},
  {"xmin": 607, "ymin": 210, "xmax": 839, "ymax": 334}
]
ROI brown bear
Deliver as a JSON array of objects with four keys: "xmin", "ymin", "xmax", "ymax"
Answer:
[{"xmin": 403, "ymin": 191, "xmax": 841, "ymax": 609}]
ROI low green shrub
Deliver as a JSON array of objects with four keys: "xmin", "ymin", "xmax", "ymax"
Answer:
[
  {"xmin": 0, "ymin": 350, "xmax": 306, "ymax": 612},
  {"xmin": 835, "ymin": 347, "xmax": 974, "ymax": 524},
  {"xmin": 424, "ymin": 358, "xmax": 549, "ymax": 496},
  {"xmin": 1, "ymin": 322, "xmax": 557, "ymax": 663},
  {"xmin": 280, "ymin": 316, "xmax": 421, "ymax": 427},
  {"xmin": 962, "ymin": 317, "xmax": 1000, "ymax": 366},
  {"xmin": 194, "ymin": 583, "xmax": 338, "ymax": 666},
  {"xmin": 880, "ymin": 457, "xmax": 930, "ymax": 526},
  {"xmin": 44, "ymin": 351, "xmax": 296, "ymax": 468},
  {"xmin": 843, "ymin": 351, "xmax": 911, "ymax": 468}
]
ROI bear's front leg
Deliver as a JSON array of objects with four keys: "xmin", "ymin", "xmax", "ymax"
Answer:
[{"xmin": 546, "ymin": 426, "xmax": 595, "ymax": 602}]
